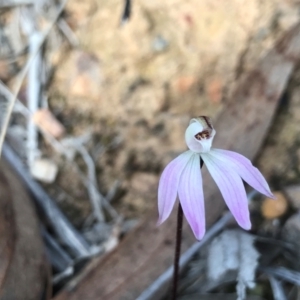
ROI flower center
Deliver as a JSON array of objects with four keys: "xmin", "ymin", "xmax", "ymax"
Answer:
[
  {"xmin": 195, "ymin": 130, "xmax": 210, "ymax": 140},
  {"xmin": 185, "ymin": 116, "xmax": 216, "ymax": 153},
  {"xmin": 194, "ymin": 116, "xmax": 213, "ymax": 140}
]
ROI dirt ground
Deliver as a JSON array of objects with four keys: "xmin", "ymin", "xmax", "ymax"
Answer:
[{"xmin": 36, "ymin": 0, "xmax": 300, "ymax": 228}]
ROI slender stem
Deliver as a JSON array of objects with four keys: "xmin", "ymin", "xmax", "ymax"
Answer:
[
  {"xmin": 171, "ymin": 203, "xmax": 183, "ymax": 300},
  {"xmin": 171, "ymin": 158, "xmax": 203, "ymax": 300}
]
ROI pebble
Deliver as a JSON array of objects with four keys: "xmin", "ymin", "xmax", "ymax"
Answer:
[
  {"xmin": 261, "ymin": 191, "xmax": 288, "ymax": 219},
  {"xmin": 30, "ymin": 158, "xmax": 58, "ymax": 184}
]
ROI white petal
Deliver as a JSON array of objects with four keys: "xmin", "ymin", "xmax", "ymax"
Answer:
[
  {"xmin": 178, "ymin": 154, "xmax": 205, "ymax": 240},
  {"xmin": 157, "ymin": 151, "xmax": 193, "ymax": 225},
  {"xmin": 201, "ymin": 153, "xmax": 251, "ymax": 230}
]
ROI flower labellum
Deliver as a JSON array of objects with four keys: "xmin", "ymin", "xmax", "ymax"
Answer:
[{"xmin": 158, "ymin": 117, "xmax": 274, "ymax": 240}]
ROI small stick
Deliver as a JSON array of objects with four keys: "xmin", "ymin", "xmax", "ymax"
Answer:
[
  {"xmin": 42, "ymin": 226, "xmax": 73, "ymax": 273},
  {"xmin": 26, "ymin": 30, "xmax": 42, "ymax": 167},
  {"xmin": 261, "ymin": 267, "xmax": 300, "ymax": 286},
  {"xmin": 0, "ymin": 80, "xmax": 30, "ymax": 117},
  {"xmin": 121, "ymin": 0, "xmax": 131, "ymax": 25},
  {"xmin": 106, "ymin": 180, "xmax": 120, "ymax": 202},
  {"xmin": 171, "ymin": 204, "xmax": 183, "ymax": 300},
  {"xmin": 268, "ymin": 275, "xmax": 287, "ymax": 300},
  {"xmin": 0, "ymin": 0, "xmax": 34, "ymax": 7},
  {"xmin": 76, "ymin": 144, "xmax": 105, "ymax": 223},
  {"xmin": 58, "ymin": 19, "xmax": 79, "ymax": 47}
]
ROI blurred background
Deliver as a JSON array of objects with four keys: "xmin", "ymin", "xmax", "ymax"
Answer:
[{"xmin": 1, "ymin": 0, "xmax": 300, "ymax": 299}]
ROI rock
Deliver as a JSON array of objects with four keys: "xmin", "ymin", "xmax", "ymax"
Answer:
[
  {"xmin": 283, "ymin": 185, "xmax": 300, "ymax": 210},
  {"xmin": 261, "ymin": 191, "xmax": 288, "ymax": 219},
  {"xmin": 30, "ymin": 158, "xmax": 58, "ymax": 183}
]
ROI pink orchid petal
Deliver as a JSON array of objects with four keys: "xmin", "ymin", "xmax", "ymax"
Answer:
[
  {"xmin": 158, "ymin": 151, "xmax": 194, "ymax": 225},
  {"xmin": 201, "ymin": 153, "xmax": 251, "ymax": 230},
  {"xmin": 210, "ymin": 149, "xmax": 274, "ymax": 198},
  {"xmin": 178, "ymin": 154, "xmax": 205, "ymax": 240}
]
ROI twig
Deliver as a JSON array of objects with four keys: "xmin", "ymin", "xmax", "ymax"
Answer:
[
  {"xmin": 9, "ymin": 7, "xmax": 25, "ymax": 55},
  {"xmin": 261, "ymin": 267, "xmax": 300, "ymax": 286},
  {"xmin": 76, "ymin": 144, "xmax": 105, "ymax": 223},
  {"xmin": 0, "ymin": 0, "xmax": 34, "ymax": 7},
  {"xmin": 92, "ymin": 136, "xmax": 123, "ymax": 161},
  {"xmin": 0, "ymin": 81, "xmax": 30, "ymax": 117},
  {"xmin": 83, "ymin": 181, "xmax": 120, "ymax": 228},
  {"xmin": 2, "ymin": 142, "xmax": 91, "ymax": 258},
  {"xmin": 106, "ymin": 180, "xmax": 120, "ymax": 202},
  {"xmin": 26, "ymin": 29, "xmax": 42, "ymax": 166},
  {"xmin": 121, "ymin": 0, "xmax": 131, "ymax": 25},
  {"xmin": 52, "ymin": 266, "xmax": 74, "ymax": 285},
  {"xmin": 19, "ymin": 3, "xmax": 64, "ymax": 167},
  {"xmin": 268, "ymin": 275, "xmax": 287, "ymax": 300},
  {"xmin": 136, "ymin": 212, "xmax": 233, "ymax": 300},
  {"xmin": 60, "ymin": 134, "xmax": 120, "ymax": 220},
  {"xmin": 58, "ymin": 19, "xmax": 79, "ymax": 47},
  {"xmin": 76, "ymin": 144, "xmax": 120, "ymax": 221},
  {"xmin": 0, "ymin": 0, "xmax": 68, "ymax": 157},
  {"xmin": 42, "ymin": 226, "xmax": 73, "ymax": 273}
]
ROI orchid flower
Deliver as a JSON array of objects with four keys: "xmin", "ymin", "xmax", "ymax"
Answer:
[{"xmin": 158, "ymin": 117, "xmax": 274, "ymax": 240}]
